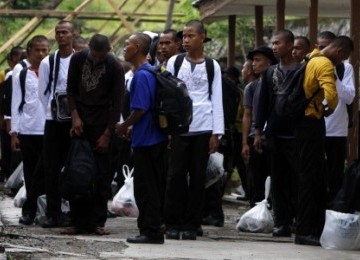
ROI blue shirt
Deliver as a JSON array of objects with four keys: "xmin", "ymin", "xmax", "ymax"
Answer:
[{"xmin": 130, "ymin": 63, "xmax": 167, "ymax": 147}]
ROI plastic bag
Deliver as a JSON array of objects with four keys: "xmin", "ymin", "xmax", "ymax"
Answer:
[
  {"xmin": 110, "ymin": 165, "xmax": 139, "ymax": 217},
  {"xmin": 236, "ymin": 176, "xmax": 273, "ymax": 233},
  {"xmin": 5, "ymin": 162, "xmax": 24, "ymax": 189},
  {"xmin": 35, "ymin": 195, "xmax": 70, "ymax": 224},
  {"xmin": 14, "ymin": 184, "xmax": 26, "ymax": 208},
  {"xmin": 320, "ymin": 210, "xmax": 360, "ymax": 250},
  {"xmin": 205, "ymin": 152, "xmax": 225, "ymax": 188}
]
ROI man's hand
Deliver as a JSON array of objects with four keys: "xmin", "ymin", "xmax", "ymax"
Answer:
[
  {"xmin": 95, "ymin": 133, "xmax": 110, "ymax": 153},
  {"xmin": 253, "ymin": 133, "xmax": 263, "ymax": 154},
  {"xmin": 115, "ymin": 123, "xmax": 131, "ymax": 140},
  {"xmin": 242, "ymin": 143, "xmax": 250, "ymax": 162},
  {"xmin": 11, "ymin": 134, "xmax": 21, "ymax": 152},
  {"xmin": 209, "ymin": 134, "xmax": 219, "ymax": 154},
  {"xmin": 71, "ymin": 110, "xmax": 83, "ymax": 136}
]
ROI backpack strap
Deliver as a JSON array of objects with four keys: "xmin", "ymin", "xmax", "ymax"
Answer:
[
  {"xmin": 174, "ymin": 53, "xmax": 186, "ymax": 78},
  {"xmin": 204, "ymin": 57, "xmax": 214, "ymax": 99},
  {"xmin": 335, "ymin": 62, "xmax": 345, "ymax": 81},
  {"xmin": 52, "ymin": 51, "xmax": 61, "ymax": 96},
  {"xmin": 18, "ymin": 68, "xmax": 28, "ymax": 113},
  {"xmin": 19, "ymin": 60, "xmax": 27, "ymax": 69},
  {"xmin": 174, "ymin": 53, "xmax": 214, "ymax": 99},
  {"xmin": 43, "ymin": 53, "xmax": 55, "ymax": 95}
]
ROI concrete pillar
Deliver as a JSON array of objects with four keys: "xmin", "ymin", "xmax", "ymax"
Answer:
[
  {"xmin": 228, "ymin": 15, "xmax": 236, "ymax": 67},
  {"xmin": 276, "ymin": 0, "xmax": 285, "ymax": 30},
  {"xmin": 255, "ymin": 6, "xmax": 264, "ymax": 47},
  {"xmin": 348, "ymin": 0, "xmax": 360, "ymax": 161},
  {"xmin": 308, "ymin": 0, "xmax": 318, "ymax": 48}
]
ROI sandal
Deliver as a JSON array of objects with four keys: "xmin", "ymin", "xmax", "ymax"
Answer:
[{"xmin": 94, "ymin": 226, "xmax": 110, "ymax": 236}]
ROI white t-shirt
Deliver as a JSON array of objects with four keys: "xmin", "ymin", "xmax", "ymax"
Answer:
[
  {"xmin": 325, "ymin": 62, "xmax": 355, "ymax": 137},
  {"xmin": 166, "ymin": 55, "xmax": 224, "ymax": 135},
  {"xmin": 38, "ymin": 50, "xmax": 73, "ymax": 120},
  {"xmin": 11, "ymin": 69, "xmax": 45, "ymax": 135}
]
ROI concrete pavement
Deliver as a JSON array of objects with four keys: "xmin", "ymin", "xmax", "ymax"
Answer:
[{"xmin": 0, "ymin": 188, "xmax": 359, "ymax": 259}]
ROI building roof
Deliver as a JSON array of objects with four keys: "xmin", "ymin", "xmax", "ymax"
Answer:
[{"xmin": 193, "ymin": 0, "xmax": 350, "ymax": 22}]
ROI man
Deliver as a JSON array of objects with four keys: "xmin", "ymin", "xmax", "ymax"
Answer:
[
  {"xmin": 316, "ymin": 32, "xmax": 355, "ymax": 204},
  {"xmin": 158, "ymin": 29, "xmax": 181, "ymax": 65},
  {"xmin": 254, "ymin": 30, "xmax": 299, "ymax": 237},
  {"xmin": 72, "ymin": 35, "xmax": 88, "ymax": 52},
  {"xmin": 10, "ymin": 35, "xmax": 49, "ymax": 225},
  {"xmin": 294, "ymin": 36, "xmax": 354, "ymax": 246},
  {"xmin": 0, "ymin": 46, "xmax": 27, "ymax": 183},
  {"xmin": 38, "ymin": 20, "xmax": 76, "ymax": 228},
  {"xmin": 164, "ymin": 20, "xmax": 224, "ymax": 240},
  {"xmin": 66, "ymin": 34, "xmax": 123, "ymax": 235},
  {"xmin": 242, "ymin": 47, "xmax": 276, "ymax": 207},
  {"xmin": 116, "ymin": 32, "xmax": 167, "ymax": 244},
  {"xmin": 292, "ymin": 36, "xmax": 311, "ymax": 63}
]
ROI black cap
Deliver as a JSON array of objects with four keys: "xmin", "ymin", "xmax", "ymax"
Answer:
[
  {"xmin": 247, "ymin": 45, "xmax": 278, "ymax": 65},
  {"xmin": 176, "ymin": 30, "xmax": 212, "ymax": 43}
]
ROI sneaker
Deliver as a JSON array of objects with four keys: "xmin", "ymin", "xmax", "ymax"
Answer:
[
  {"xmin": 165, "ymin": 228, "xmax": 180, "ymax": 240},
  {"xmin": 182, "ymin": 230, "xmax": 196, "ymax": 240},
  {"xmin": 19, "ymin": 215, "xmax": 34, "ymax": 225},
  {"xmin": 127, "ymin": 234, "xmax": 164, "ymax": 244},
  {"xmin": 232, "ymin": 184, "xmax": 245, "ymax": 196},
  {"xmin": 272, "ymin": 225, "xmax": 291, "ymax": 237},
  {"xmin": 41, "ymin": 217, "xmax": 59, "ymax": 228}
]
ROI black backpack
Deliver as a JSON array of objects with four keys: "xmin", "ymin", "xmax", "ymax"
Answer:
[
  {"xmin": 59, "ymin": 137, "xmax": 98, "ymax": 201},
  {"xmin": 336, "ymin": 62, "xmax": 354, "ymax": 128},
  {"xmin": 142, "ymin": 66, "xmax": 193, "ymax": 135},
  {"xmin": 0, "ymin": 60, "xmax": 27, "ymax": 117},
  {"xmin": 273, "ymin": 54, "xmax": 322, "ymax": 118}
]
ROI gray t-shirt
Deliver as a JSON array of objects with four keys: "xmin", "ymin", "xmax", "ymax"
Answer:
[{"xmin": 243, "ymin": 78, "xmax": 261, "ymax": 137}]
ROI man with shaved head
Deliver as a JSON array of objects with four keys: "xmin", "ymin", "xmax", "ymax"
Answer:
[{"xmin": 116, "ymin": 32, "xmax": 167, "ymax": 244}]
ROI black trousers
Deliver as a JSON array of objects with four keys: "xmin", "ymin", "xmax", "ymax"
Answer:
[
  {"xmin": 267, "ymin": 136, "xmax": 298, "ymax": 227},
  {"xmin": 325, "ymin": 136, "xmax": 347, "ymax": 203},
  {"xmin": 0, "ymin": 128, "xmax": 22, "ymax": 179},
  {"xmin": 0, "ymin": 128, "xmax": 11, "ymax": 178},
  {"xmin": 295, "ymin": 117, "xmax": 327, "ymax": 237},
  {"xmin": 111, "ymin": 137, "xmax": 133, "ymax": 192},
  {"xmin": 164, "ymin": 133, "xmax": 211, "ymax": 231},
  {"xmin": 203, "ymin": 178, "xmax": 224, "ymax": 221},
  {"xmin": 247, "ymin": 136, "xmax": 269, "ymax": 207},
  {"xmin": 69, "ymin": 124, "xmax": 114, "ymax": 231},
  {"xmin": 43, "ymin": 120, "xmax": 71, "ymax": 219},
  {"xmin": 19, "ymin": 134, "xmax": 45, "ymax": 218},
  {"xmin": 133, "ymin": 141, "xmax": 167, "ymax": 238}
]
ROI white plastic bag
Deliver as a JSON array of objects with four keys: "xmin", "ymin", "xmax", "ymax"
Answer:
[
  {"xmin": 35, "ymin": 195, "xmax": 70, "ymax": 219},
  {"xmin": 205, "ymin": 152, "xmax": 225, "ymax": 188},
  {"xmin": 236, "ymin": 176, "xmax": 273, "ymax": 233},
  {"xmin": 34, "ymin": 195, "xmax": 70, "ymax": 224},
  {"xmin": 320, "ymin": 210, "xmax": 360, "ymax": 250},
  {"xmin": 110, "ymin": 165, "xmax": 139, "ymax": 217},
  {"xmin": 14, "ymin": 184, "xmax": 26, "ymax": 208},
  {"xmin": 5, "ymin": 162, "xmax": 24, "ymax": 189}
]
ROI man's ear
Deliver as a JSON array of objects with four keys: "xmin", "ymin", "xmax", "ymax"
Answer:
[{"xmin": 200, "ymin": 33, "xmax": 206, "ymax": 42}]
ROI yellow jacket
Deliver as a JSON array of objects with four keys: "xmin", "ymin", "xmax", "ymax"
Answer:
[{"xmin": 303, "ymin": 49, "xmax": 338, "ymax": 119}]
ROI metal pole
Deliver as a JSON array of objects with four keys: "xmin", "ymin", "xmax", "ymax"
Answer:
[{"xmin": 165, "ymin": 0, "xmax": 175, "ymax": 30}]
